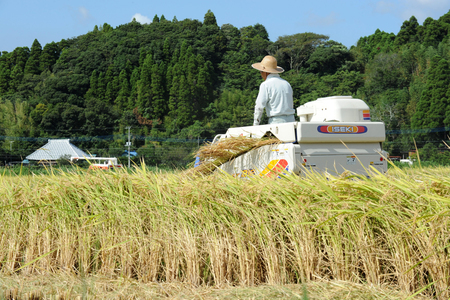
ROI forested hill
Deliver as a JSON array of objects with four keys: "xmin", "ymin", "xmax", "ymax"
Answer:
[{"xmin": 1, "ymin": 10, "xmax": 450, "ymax": 165}]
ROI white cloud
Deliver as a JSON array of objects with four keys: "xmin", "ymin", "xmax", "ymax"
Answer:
[
  {"xmin": 77, "ymin": 6, "xmax": 93, "ymax": 24},
  {"xmin": 412, "ymin": 0, "xmax": 449, "ymax": 7},
  {"xmin": 398, "ymin": 0, "xmax": 450, "ymax": 22},
  {"xmin": 371, "ymin": 0, "xmax": 450, "ymax": 24},
  {"xmin": 307, "ymin": 12, "xmax": 343, "ymax": 27},
  {"xmin": 131, "ymin": 13, "xmax": 152, "ymax": 24},
  {"xmin": 374, "ymin": 1, "xmax": 396, "ymax": 14},
  {"xmin": 79, "ymin": 7, "xmax": 89, "ymax": 19}
]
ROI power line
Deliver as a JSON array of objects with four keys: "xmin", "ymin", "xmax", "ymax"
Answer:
[
  {"xmin": 0, "ymin": 125, "xmax": 449, "ymax": 144},
  {"xmin": 0, "ymin": 135, "xmax": 214, "ymax": 143}
]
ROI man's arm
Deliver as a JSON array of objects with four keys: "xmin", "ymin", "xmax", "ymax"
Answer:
[{"xmin": 254, "ymin": 83, "xmax": 268, "ymax": 126}]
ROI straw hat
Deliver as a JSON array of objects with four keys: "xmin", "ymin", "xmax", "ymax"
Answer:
[{"xmin": 251, "ymin": 55, "xmax": 284, "ymax": 73}]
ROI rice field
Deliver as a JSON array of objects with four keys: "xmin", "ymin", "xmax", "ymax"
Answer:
[{"xmin": 0, "ymin": 162, "xmax": 449, "ymax": 299}]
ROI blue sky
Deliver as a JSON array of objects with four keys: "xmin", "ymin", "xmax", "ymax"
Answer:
[{"xmin": 1, "ymin": 0, "xmax": 449, "ymax": 53}]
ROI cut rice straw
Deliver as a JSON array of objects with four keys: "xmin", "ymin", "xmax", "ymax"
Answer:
[{"xmin": 191, "ymin": 136, "xmax": 281, "ymax": 175}]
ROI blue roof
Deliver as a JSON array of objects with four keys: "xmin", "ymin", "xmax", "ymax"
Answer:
[{"xmin": 122, "ymin": 150, "xmax": 138, "ymax": 157}]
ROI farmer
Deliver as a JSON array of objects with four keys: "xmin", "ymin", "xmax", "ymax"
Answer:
[{"xmin": 251, "ymin": 55, "xmax": 295, "ymax": 126}]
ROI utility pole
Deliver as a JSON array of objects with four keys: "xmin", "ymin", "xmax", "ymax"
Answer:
[
  {"xmin": 126, "ymin": 126, "xmax": 131, "ymax": 168},
  {"xmin": 9, "ymin": 141, "xmax": 13, "ymax": 164}
]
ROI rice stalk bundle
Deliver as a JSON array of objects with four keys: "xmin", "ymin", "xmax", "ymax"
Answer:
[{"xmin": 191, "ymin": 136, "xmax": 280, "ymax": 174}]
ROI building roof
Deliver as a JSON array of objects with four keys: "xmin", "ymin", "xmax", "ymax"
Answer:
[{"xmin": 26, "ymin": 139, "xmax": 90, "ymax": 161}]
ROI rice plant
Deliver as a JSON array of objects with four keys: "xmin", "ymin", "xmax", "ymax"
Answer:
[{"xmin": 0, "ymin": 163, "xmax": 449, "ymax": 299}]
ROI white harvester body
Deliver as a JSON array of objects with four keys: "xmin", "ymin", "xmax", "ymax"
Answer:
[
  {"xmin": 215, "ymin": 96, "xmax": 388, "ymax": 177},
  {"xmin": 71, "ymin": 156, "xmax": 123, "ymax": 170}
]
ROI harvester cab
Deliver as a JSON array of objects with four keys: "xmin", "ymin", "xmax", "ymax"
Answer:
[{"xmin": 213, "ymin": 96, "xmax": 388, "ymax": 178}]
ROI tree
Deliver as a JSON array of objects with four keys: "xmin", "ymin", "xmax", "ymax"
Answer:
[
  {"xmin": 271, "ymin": 33, "xmax": 329, "ymax": 72},
  {"xmin": 203, "ymin": 10, "xmax": 218, "ymax": 27},
  {"xmin": 306, "ymin": 41, "xmax": 350, "ymax": 75},
  {"xmin": 196, "ymin": 56, "xmax": 214, "ymax": 115},
  {"xmin": 128, "ymin": 68, "xmax": 140, "ymax": 110},
  {"xmin": 354, "ymin": 29, "xmax": 396, "ymax": 64},
  {"xmin": 24, "ymin": 39, "xmax": 42, "ymax": 75},
  {"xmin": 364, "ymin": 52, "xmax": 408, "ymax": 96},
  {"xmin": 176, "ymin": 74, "xmax": 194, "ymax": 127},
  {"xmin": 0, "ymin": 55, "xmax": 11, "ymax": 94},
  {"xmin": 86, "ymin": 70, "xmax": 99, "ymax": 99},
  {"xmin": 40, "ymin": 42, "xmax": 60, "ymax": 72},
  {"xmin": 239, "ymin": 25, "xmax": 271, "ymax": 59},
  {"xmin": 221, "ymin": 23, "xmax": 241, "ymax": 51},
  {"xmin": 411, "ymin": 55, "xmax": 450, "ymax": 143},
  {"xmin": 137, "ymin": 53, "xmax": 154, "ymax": 117},
  {"xmin": 0, "ymin": 99, "xmax": 34, "ymax": 142},
  {"xmin": 82, "ymin": 98, "xmax": 118, "ymax": 136},
  {"xmin": 208, "ymin": 89, "xmax": 256, "ymax": 129},
  {"xmin": 151, "ymin": 62, "xmax": 166, "ymax": 120},
  {"xmin": 115, "ymin": 69, "xmax": 130, "ymax": 110},
  {"xmin": 394, "ymin": 16, "xmax": 419, "ymax": 47},
  {"xmin": 419, "ymin": 17, "xmax": 447, "ymax": 48},
  {"xmin": 9, "ymin": 64, "xmax": 24, "ymax": 92}
]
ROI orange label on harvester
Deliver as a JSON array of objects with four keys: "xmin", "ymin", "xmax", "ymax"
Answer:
[{"xmin": 317, "ymin": 125, "xmax": 367, "ymax": 134}]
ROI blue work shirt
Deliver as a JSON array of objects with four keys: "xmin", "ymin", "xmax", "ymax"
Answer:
[{"xmin": 253, "ymin": 73, "xmax": 295, "ymax": 126}]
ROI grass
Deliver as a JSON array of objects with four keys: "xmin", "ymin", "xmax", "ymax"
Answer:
[{"xmin": 0, "ymin": 163, "xmax": 449, "ymax": 299}]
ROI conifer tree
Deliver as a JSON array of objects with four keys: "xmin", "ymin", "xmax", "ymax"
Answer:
[
  {"xmin": 163, "ymin": 38, "xmax": 171, "ymax": 63},
  {"xmin": 105, "ymin": 81, "xmax": 114, "ymax": 104},
  {"xmin": 124, "ymin": 60, "xmax": 133, "ymax": 76},
  {"xmin": 40, "ymin": 42, "xmax": 59, "ymax": 72},
  {"xmin": 139, "ymin": 48, "xmax": 148, "ymax": 67},
  {"xmin": 11, "ymin": 47, "xmax": 29, "ymax": 72},
  {"xmin": 137, "ymin": 53, "xmax": 154, "ymax": 117},
  {"xmin": 176, "ymin": 74, "xmax": 195, "ymax": 127},
  {"xmin": 419, "ymin": 17, "xmax": 446, "ymax": 48},
  {"xmin": 179, "ymin": 41, "xmax": 189, "ymax": 64},
  {"xmin": 394, "ymin": 16, "xmax": 419, "ymax": 47},
  {"xmin": 203, "ymin": 10, "xmax": 218, "ymax": 26},
  {"xmin": 151, "ymin": 62, "xmax": 167, "ymax": 120},
  {"xmin": 9, "ymin": 64, "xmax": 23, "ymax": 92},
  {"xmin": 24, "ymin": 39, "xmax": 42, "ymax": 75},
  {"xmin": 105, "ymin": 64, "xmax": 116, "ymax": 87},
  {"xmin": 186, "ymin": 53, "xmax": 197, "ymax": 97},
  {"xmin": 412, "ymin": 55, "xmax": 450, "ymax": 142},
  {"xmin": 196, "ymin": 56, "xmax": 213, "ymax": 114},
  {"xmin": 116, "ymin": 69, "xmax": 130, "ymax": 110},
  {"xmin": 97, "ymin": 72, "xmax": 106, "ymax": 101},
  {"xmin": 170, "ymin": 48, "xmax": 179, "ymax": 66},
  {"xmin": 168, "ymin": 74, "xmax": 180, "ymax": 120},
  {"xmin": 0, "ymin": 56, "xmax": 10, "ymax": 94},
  {"xmin": 128, "ymin": 68, "xmax": 140, "ymax": 110},
  {"xmin": 85, "ymin": 70, "xmax": 99, "ymax": 99},
  {"xmin": 105, "ymin": 65, "xmax": 120, "ymax": 104},
  {"xmin": 165, "ymin": 65, "xmax": 174, "ymax": 93}
]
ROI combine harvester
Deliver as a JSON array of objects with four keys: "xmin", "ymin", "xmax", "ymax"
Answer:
[{"xmin": 213, "ymin": 96, "xmax": 388, "ymax": 178}]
